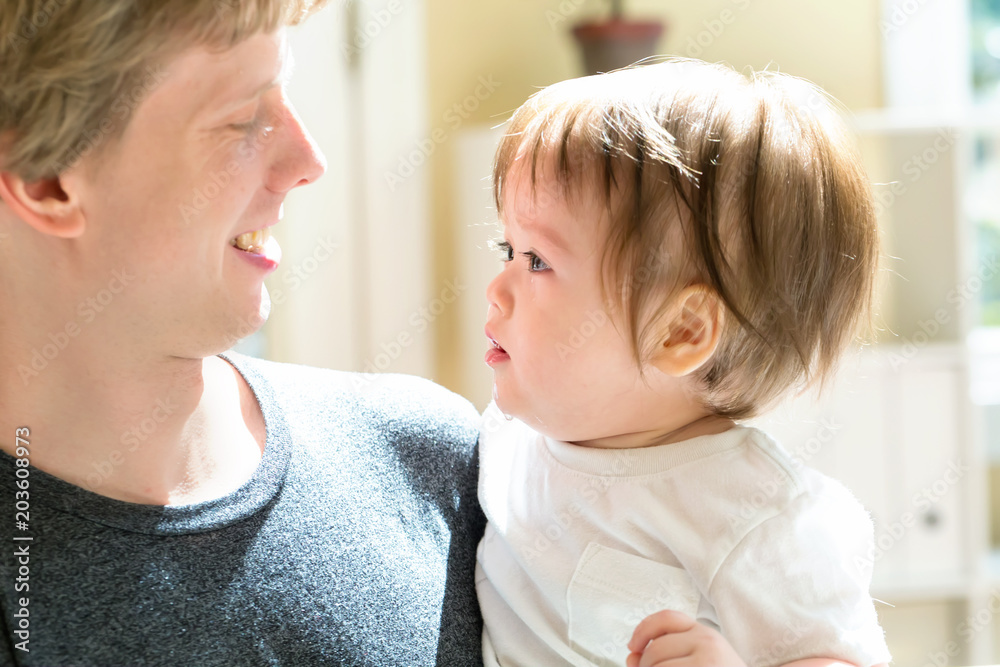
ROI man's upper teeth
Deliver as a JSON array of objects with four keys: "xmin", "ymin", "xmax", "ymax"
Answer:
[{"xmin": 233, "ymin": 228, "xmax": 270, "ymax": 253}]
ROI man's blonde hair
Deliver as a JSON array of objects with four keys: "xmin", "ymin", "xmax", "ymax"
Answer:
[
  {"xmin": 494, "ymin": 59, "xmax": 879, "ymax": 419},
  {"xmin": 0, "ymin": 0, "xmax": 328, "ymax": 181}
]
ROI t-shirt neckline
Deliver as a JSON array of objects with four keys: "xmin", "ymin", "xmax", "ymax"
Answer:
[
  {"xmin": 541, "ymin": 424, "xmax": 754, "ymax": 477},
  {"xmin": 0, "ymin": 352, "xmax": 291, "ymax": 536}
]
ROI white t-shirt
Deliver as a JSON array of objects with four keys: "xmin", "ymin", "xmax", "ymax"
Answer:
[{"xmin": 475, "ymin": 402, "xmax": 891, "ymax": 667}]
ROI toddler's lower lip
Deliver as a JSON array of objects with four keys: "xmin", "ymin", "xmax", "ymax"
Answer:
[{"xmin": 485, "ymin": 347, "xmax": 510, "ymax": 366}]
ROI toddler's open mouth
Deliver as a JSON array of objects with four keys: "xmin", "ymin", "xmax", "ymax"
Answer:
[
  {"xmin": 489, "ymin": 336, "xmax": 506, "ymax": 354},
  {"xmin": 485, "ymin": 328, "xmax": 510, "ymax": 367}
]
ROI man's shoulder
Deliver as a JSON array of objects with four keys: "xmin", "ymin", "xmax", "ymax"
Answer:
[{"xmin": 223, "ymin": 352, "xmax": 480, "ymax": 455}]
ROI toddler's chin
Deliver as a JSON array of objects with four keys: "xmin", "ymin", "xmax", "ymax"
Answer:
[
  {"xmin": 491, "ymin": 390, "xmax": 530, "ymax": 426},
  {"xmin": 491, "ymin": 383, "xmax": 517, "ymax": 413},
  {"xmin": 492, "ymin": 387, "xmax": 570, "ymax": 440}
]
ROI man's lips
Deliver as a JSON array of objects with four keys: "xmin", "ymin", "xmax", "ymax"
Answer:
[
  {"xmin": 232, "ymin": 219, "xmax": 277, "ymax": 240},
  {"xmin": 230, "ymin": 204, "xmax": 284, "ymax": 250},
  {"xmin": 229, "ymin": 222, "xmax": 282, "ymax": 271},
  {"xmin": 230, "ymin": 237, "xmax": 281, "ymax": 272}
]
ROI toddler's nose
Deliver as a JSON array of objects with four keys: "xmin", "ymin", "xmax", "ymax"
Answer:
[{"xmin": 486, "ymin": 270, "xmax": 512, "ymax": 316}]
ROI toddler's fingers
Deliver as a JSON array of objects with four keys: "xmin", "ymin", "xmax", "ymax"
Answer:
[
  {"xmin": 635, "ymin": 633, "xmax": 696, "ymax": 667},
  {"xmin": 627, "ymin": 609, "xmax": 697, "ymax": 652}
]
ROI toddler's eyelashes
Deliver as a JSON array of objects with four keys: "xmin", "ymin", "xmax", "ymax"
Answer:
[
  {"xmin": 491, "ymin": 240, "xmax": 514, "ymax": 262},
  {"xmin": 525, "ymin": 253, "xmax": 549, "ymax": 272},
  {"xmin": 490, "ymin": 240, "xmax": 551, "ymax": 272}
]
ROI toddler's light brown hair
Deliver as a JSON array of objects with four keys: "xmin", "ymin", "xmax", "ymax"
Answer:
[{"xmin": 494, "ymin": 59, "xmax": 878, "ymax": 419}]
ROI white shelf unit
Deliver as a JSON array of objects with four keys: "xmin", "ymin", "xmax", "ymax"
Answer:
[
  {"xmin": 750, "ymin": 343, "xmax": 988, "ymax": 658},
  {"xmin": 841, "ymin": 107, "xmax": 994, "ymax": 664}
]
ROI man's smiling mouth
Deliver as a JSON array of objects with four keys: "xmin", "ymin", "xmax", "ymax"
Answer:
[{"xmin": 230, "ymin": 227, "xmax": 271, "ymax": 255}]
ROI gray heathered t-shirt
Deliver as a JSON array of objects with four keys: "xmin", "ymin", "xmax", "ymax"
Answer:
[{"xmin": 0, "ymin": 352, "xmax": 486, "ymax": 666}]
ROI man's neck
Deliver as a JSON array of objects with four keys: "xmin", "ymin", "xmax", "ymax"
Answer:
[{"xmin": 0, "ymin": 349, "xmax": 266, "ymax": 506}]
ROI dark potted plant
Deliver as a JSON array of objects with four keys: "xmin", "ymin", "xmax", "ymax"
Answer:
[{"xmin": 572, "ymin": 0, "xmax": 666, "ymax": 76}]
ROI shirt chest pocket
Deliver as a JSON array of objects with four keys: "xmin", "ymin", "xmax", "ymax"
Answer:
[{"xmin": 566, "ymin": 542, "xmax": 701, "ymax": 667}]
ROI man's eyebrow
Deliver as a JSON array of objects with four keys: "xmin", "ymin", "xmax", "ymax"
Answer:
[{"xmin": 230, "ymin": 48, "xmax": 296, "ymax": 105}]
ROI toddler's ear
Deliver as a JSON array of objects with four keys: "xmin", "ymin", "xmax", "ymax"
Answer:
[{"xmin": 649, "ymin": 285, "xmax": 723, "ymax": 377}]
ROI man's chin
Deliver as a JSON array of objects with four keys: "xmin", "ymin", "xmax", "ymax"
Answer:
[
  {"xmin": 233, "ymin": 292, "xmax": 270, "ymax": 344},
  {"xmin": 198, "ymin": 285, "xmax": 271, "ymax": 357},
  {"xmin": 255, "ymin": 283, "xmax": 272, "ymax": 322}
]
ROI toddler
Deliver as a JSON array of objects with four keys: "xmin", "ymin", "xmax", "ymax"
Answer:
[{"xmin": 475, "ymin": 59, "xmax": 891, "ymax": 667}]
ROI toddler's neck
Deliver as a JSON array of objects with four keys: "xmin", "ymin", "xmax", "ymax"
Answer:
[{"xmin": 571, "ymin": 412, "xmax": 735, "ymax": 450}]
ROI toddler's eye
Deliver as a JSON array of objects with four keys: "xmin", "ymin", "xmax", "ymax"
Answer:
[
  {"xmin": 493, "ymin": 240, "xmax": 514, "ymax": 262},
  {"xmin": 525, "ymin": 252, "xmax": 550, "ymax": 272}
]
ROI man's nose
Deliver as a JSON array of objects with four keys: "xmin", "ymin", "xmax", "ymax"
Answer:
[{"xmin": 267, "ymin": 96, "xmax": 327, "ymax": 193}]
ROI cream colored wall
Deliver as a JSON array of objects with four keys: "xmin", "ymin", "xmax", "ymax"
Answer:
[{"xmin": 426, "ymin": 0, "xmax": 883, "ymax": 393}]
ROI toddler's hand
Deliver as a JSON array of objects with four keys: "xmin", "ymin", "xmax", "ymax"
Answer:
[{"xmin": 626, "ymin": 610, "xmax": 747, "ymax": 667}]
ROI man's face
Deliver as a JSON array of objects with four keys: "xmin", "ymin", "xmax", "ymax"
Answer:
[{"xmin": 62, "ymin": 29, "xmax": 326, "ymax": 359}]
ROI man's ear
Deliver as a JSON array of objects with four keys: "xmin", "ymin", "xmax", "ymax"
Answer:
[
  {"xmin": 649, "ymin": 284, "xmax": 724, "ymax": 377},
  {"xmin": 0, "ymin": 170, "xmax": 85, "ymax": 238}
]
